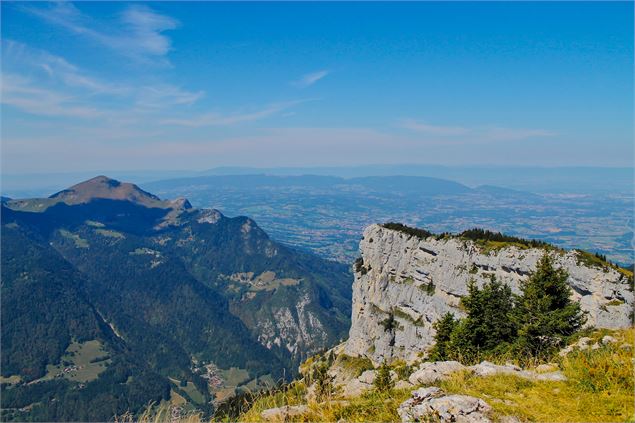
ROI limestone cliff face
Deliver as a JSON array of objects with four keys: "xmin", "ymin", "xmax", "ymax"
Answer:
[{"xmin": 344, "ymin": 224, "xmax": 633, "ymax": 365}]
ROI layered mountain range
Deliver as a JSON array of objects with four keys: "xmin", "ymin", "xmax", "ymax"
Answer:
[{"xmin": 1, "ymin": 176, "xmax": 351, "ymax": 421}]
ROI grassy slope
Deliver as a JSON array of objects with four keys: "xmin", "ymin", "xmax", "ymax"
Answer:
[{"xmin": 232, "ymin": 328, "xmax": 634, "ymax": 423}]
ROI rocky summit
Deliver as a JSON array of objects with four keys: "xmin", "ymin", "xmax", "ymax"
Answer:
[{"xmin": 344, "ymin": 224, "xmax": 633, "ymax": 365}]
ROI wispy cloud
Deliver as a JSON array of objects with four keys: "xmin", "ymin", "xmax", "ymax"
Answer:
[
  {"xmin": 293, "ymin": 70, "xmax": 330, "ymax": 87},
  {"xmin": 399, "ymin": 119, "xmax": 469, "ymax": 136},
  {"xmin": 3, "ymin": 40, "xmax": 126, "ymax": 95},
  {"xmin": 1, "ymin": 41, "xmax": 203, "ymax": 118},
  {"xmin": 135, "ymin": 85, "xmax": 204, "ymax": 109},
  {"xmin": 161, "ymin": 100, "xmax": 307, "ymax": 127},
  {"xmin": 399, "ymin": 118, "xmax": 555, "ymax": 142},
  {"xmin": 26, "ymin": 2, "xmax": 179, "ymax": 65},
  {"xmin": 1, "ymin": 73, "xmax": 103, "ymax": 118}
]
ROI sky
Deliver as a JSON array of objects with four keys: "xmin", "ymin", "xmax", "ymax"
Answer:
[{"xmin": 1, "ymin": 1, "xmax": 633, "ymax": 173}]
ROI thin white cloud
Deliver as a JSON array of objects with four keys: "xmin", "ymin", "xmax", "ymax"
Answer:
[
  {"xmin": 3, "ymin": 40, "xmax": 126, "ymax": 95},
  {"xmin": 399, "ymin": 119, "xmax": 469, "ymax": 136},
  {"xmin": 1, "ymin": 41, "xmax": 204, "ymax": 118},
  {"xmin": 135, "ymin": 84, "xmax": 204, "ymax": 109},
  {"xmin": 294, "ymin": 70, "xmax": 330, "ymax": 87},
  {"xmin": 1, "ymin": 73, "xmax": 103, "ymax": 118},
  {"xmin": 26, "ymin": 2, "xmax": 179, "ymax": 65},
  {"xmin": 161, "ymin": 101, "xmax": 306, "ymax": 127},
  {"xmin": 400, "ymin": 118, "xmax": 555, "ymax": 142}
]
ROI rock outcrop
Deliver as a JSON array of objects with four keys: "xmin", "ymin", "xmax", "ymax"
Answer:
[
  {"xmin": 398, "ymin": 387, "xmax": 492, "ymax": 423},
  {"xmin": 345, "ymin": 224, "xmax": 633, "ymax": 364}
]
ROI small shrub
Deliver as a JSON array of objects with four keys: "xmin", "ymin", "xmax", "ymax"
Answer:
[{"xmin": 373, "ymin": 362, "xmax": 393, "ymax": 392}]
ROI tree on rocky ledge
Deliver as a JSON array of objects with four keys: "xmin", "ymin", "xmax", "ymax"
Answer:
[
  {"xmin": 514, "ymin": 254, "xmax": 587, "ymax": 358},
  {"xmin": 430, "ymin": 254, "xmax": 586, "ymax": 362}
]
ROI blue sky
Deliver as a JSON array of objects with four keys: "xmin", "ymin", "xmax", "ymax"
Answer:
[{"xmin": 1, "ymin": 1, "xmax": 633, "ymax": 173}]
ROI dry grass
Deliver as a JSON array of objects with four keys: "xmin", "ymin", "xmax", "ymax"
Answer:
[
  {"xmin": 439, "ymin": 328, "xmax": 634, "ymax": 423},
  {"xmin": 125, "ymin": 328, "xmax": 634, "ymax": 423},
  {"xmin": 237, "ymin": 386, "xmax": 412, "ymax": 423}
]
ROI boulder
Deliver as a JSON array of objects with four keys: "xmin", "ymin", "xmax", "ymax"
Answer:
[
  {"xmin": 470, "ymin": 361, "xmax": 566, "ymax": 382},
  {"xmin": 357, "ymin": 369, "xmax": 377, "ymax": 384},
  {"xmin": 398, "ymin": 387, "xmax": 492, "ymax": 423},
  {"xmin": 601, "ymin": 335, "xmax": 618, "ymax": 345},
  {"xmin": 409, "ymin": 361, "xmax": 466, "ymax": 385},
  {"xmin": 395, "ymin": 379, "xmax": 414, "ymax": 390},
  {"xmin": 470, "ymin": 361, "xmax": 521, "ymax": 377},
  {"xmin": 340, "ymin": 370, "xmax": 376, "ymax": 397}
]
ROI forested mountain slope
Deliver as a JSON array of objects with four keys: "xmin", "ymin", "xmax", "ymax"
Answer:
[{"xmin": 1, "ymin": 176, "xmax": 351, "ymax": 421}]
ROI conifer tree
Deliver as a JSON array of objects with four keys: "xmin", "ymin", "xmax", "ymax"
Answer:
[
  {"xmin": 514, "ymin": 253, "xmax": 586, "ymax": 357},
  {"xmin": 373, "ymin": 361, "xmax": 393, "ymax": 392},
  {"xmin": 449, "ymin": 276, "xmax": 517, "ymax": 361},
  {"xmin": 429, "ymin": 312, "xmax": 457, "ymax": 361}
]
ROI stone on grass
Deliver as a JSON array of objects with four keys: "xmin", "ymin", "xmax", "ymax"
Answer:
[
  {"xmin": 398, "ymin": 387, "xmax": 492, "ymax": 423},
  {"xmin": 601, "ymin": 335, "xmax": 617, "ymax": 345},
  {"xmin": 408, "ymin": 361, "xmax": 466, "ymax": 385}
]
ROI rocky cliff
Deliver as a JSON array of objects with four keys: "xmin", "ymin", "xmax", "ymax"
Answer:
[{"xmin": 344, "ymin": 224, "xmax": 633, "ymax": 365}]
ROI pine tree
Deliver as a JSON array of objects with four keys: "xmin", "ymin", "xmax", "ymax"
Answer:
[
  {"xmin": 514, "ymin": 253, "xmax": 586, "ymax": 358},
  {"xmin": 429, "ymin": 276, "xmax": 516, "ymax": 363},
  {"xmin": 450, "ymin": 276, "xmax": 517, "ymax": 362},
  {"xmin": 429, "ymin": 312, "xmax": 457, "ymax": 361},
  {"xmin": 373, "ymin": 361, "xmax": 393, "ymax": 392}
]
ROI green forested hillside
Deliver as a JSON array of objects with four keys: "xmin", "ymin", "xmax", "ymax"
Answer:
[{"xmin": 0, "ymin": 177, "xmax": 352, "ymax": 421}]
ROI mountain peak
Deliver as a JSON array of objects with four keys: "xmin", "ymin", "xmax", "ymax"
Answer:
[{"xmin": 49, "ymin": 175, "xmax": 165, "ymax": 207}]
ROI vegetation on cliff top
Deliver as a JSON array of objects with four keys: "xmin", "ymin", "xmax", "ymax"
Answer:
[{"xmin": 380, "ymin": 222, "xmax": 632, "ymax": 275}]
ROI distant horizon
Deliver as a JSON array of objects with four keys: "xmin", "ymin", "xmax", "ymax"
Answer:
[
  {"xmin": 3, "ymin": 162, "xmax": 634, "ymax": 177},
  {"xmin": 3, "ymin": 163, "xmax": 633, "ymax": 199}
]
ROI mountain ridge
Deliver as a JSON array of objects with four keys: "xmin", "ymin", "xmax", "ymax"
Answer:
[{"xmin": 1, "ymin": 176, "xmax": 352, "ymax": 421}]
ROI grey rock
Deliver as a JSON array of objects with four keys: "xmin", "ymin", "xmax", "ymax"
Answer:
[
  {"xmin": 470, "ymin": 361, "xmax": 521, "ymax": 377},
  {"xmin": 395, "ymin": 379, "xmax": 414, "ymax": 389},
  {"xmin": 470, "ymin": 361, "xmax": 567, "ymax": 382},
  {"xmin": 357, "ymin": 369, "xmax": 377, "ymax": 384},
  {"xmin": 409, "ymin": 361, "xmax": 466, "ymax": 385},
  {"xmin": 344, "ymin": 225, "xmax": 632, "ymax": 365},
  {"xmin": 340, "ymin": 370, "xmax": 376, "ymax": 397},
  {"xmin": 602, "ymin": 335, "xmax": 618, "ymax": 345},
  {"xmin": 398, "ymin": 387, "xmax": 492, "ymax": 423}
]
